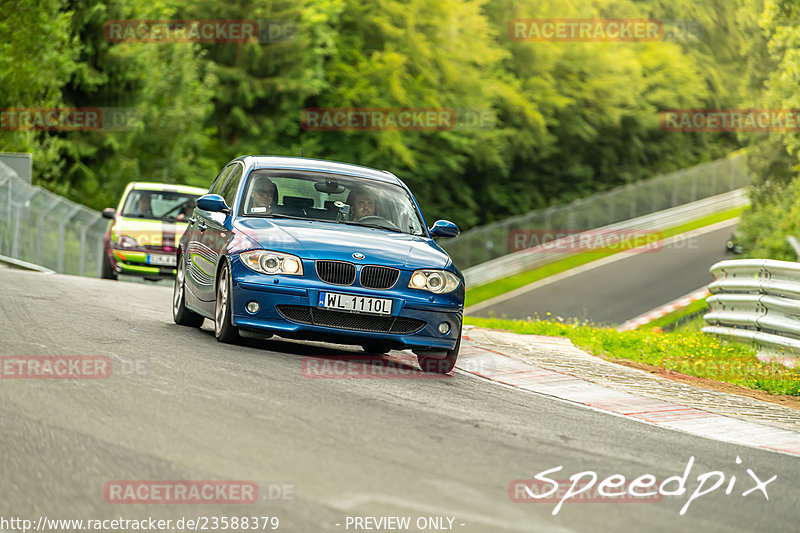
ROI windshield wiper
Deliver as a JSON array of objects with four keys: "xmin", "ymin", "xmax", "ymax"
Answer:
[
  {"xmin": 343, "ymin": 221, "xmax": 405, "ymax": 234},
  {"xmin": 267, "ymin": 213, "xmax": 307, "ymax": 220}
]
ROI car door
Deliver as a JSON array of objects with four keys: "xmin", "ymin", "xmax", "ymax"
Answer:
[
  {"xmin": 195, "ymin": 162, "xmax": 244, "ymax": 302},
  {"xmin": 187, "ymin": 164, "xmax": 235, "ymax": 302}
]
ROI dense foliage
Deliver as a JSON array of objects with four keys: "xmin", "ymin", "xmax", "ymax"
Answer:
[
  {"xmin": 0, "ymin": 0, "xmax": 777, "ymax": 232},
  {"xmin": 735, "ymin": 0, "xmax": 800, "ymax": 260}
]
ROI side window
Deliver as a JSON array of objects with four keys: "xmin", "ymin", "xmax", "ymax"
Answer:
[
  {"xmin": 209, "ymin": 165, "xmax": 234, "ymax": 196},
  {"xmin": 220, "ymin": 164, "xmax": 244, "ymax": 208}
]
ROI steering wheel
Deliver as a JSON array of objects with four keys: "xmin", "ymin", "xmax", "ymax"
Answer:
[
  {"xmin": 162, "ymin": 200, "xmax": 192, "ymax": 217},
  {"xmin": 355, "ymin": 215, "xmax": 400, "ymax": 231}
]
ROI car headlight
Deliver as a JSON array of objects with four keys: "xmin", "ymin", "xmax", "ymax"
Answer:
[
  {"xmin": 408, "ymin": 269, "xmax": 461, "ymax": 294},
  {"xmin": 116, "ymin": 235, "xmax": 140, "ymax": 249},
  {"xmin": 241, "ymin": 250, "xmax": 304, "ymax": 276}
]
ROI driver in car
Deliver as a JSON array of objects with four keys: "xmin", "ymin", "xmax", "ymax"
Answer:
[
  {"xmin": 249, "ymin": 176, "xmax": 278, "ymax": 215},
  {"xmin": 346, "ymin": 187, "xmax": 376, "ymax": 221},
  {"xmin": 130, "ymin": 193, "xmax": 152, "ymax": 217},
  {"xmin": 177, "ymin": 199, "xmax": 196, "ymax": 221}
]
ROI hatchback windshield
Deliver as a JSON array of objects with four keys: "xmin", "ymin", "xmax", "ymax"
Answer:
[
  {"xmin": 240, "ymin": 169, "xmax": 426, "ymax": 236},
  {"xmin": 121, "ymin": 189, "xmax": 200, "ymax": 221}
]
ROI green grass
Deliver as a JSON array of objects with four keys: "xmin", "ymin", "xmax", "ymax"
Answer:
[
  {"xmin": 644, "ymin": 298, "xmax": 709, "ymax": 331},
  {"xmin": 464, "ymin": 316, "xmax": 800, "ymax": 397},
  {"xmin": 465, "ymin": 206, "xmax": 746, "ymax": 308}
]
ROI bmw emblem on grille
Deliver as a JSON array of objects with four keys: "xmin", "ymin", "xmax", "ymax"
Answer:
[{"xmin": 352, "ymin": 252, "xmax": 365, "ymax": 260}]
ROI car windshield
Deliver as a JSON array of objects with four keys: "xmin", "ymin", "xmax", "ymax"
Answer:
[
  {"xmin": 121, "ymin": 189, "xmax": 200, "ymax": 221},
  {"xmin": 239, "ymin": 169, "xmax": 427, "ymax": 236}
]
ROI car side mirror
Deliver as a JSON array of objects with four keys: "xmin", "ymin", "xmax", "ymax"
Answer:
[
  {"xmin": 429, "ymin": 220, "xmax": 460, "ymax": 238},
  {"xmin": 102, "ymin": 207, "xmax": 116, "ymax": 219},
  {"xmin": 196, "ymin": 194, "xmax": 231, "ymax": 214}
]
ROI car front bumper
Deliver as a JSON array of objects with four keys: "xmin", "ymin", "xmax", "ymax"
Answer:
[
  {"xmin": 109, "ymin": 249, "xmax": 177, "ymax": 278},
  {"xmin": 228, "ymin": 257, "xmax": 463, "ymax": 351}
]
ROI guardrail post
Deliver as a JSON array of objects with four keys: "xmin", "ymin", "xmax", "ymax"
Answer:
[
  {"xmin": 710, "ymin": 166, "xmax": 717, "ymax": 196},
  {"xmin": 1, "ymin": 174, "xmax": 10, "ymax": 254},
  {"xmin": 57, "ymin": 206, "xmax": 81, "ymax": 273},
  {"xmin": 787, "ymin": 236, "xmax": 800, "ymax": 262},
  {"xmin": 11, "ymin": 188, "xmax": 39, "ymax": 259},
  {"xmin": 79, "ymin": 213, "xmax": 104, "ymax": 276},
  {"xmin": 672, "ymin": 176, "xmax": 679, "ymax": 208},
  {"xmin": 36, "ymin": 204, "xmax": 50, "ymax": 266}
]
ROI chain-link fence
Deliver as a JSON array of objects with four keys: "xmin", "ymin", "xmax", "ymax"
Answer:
[
  {"xmin": 440, "ymin": 154, "xmax": 751, "ymax": 270},
  {"xmin": 0, "ymin": 162, "xmax": 106, "ymax": 276}
]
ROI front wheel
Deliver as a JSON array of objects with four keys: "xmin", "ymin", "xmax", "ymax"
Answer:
[
  {"xmin": 173, "ymin": 256, "xmax": 204, "ymax": 327},
  {"xmin": 101, "ymin": 253, "xmax": 117, "ymax": 280},
  {"xmin": 417, "ymin": 326, "xmax": 461, "ymax": 374},
  {"xmin": 214, "ymin": 261, "xmax": 241, "ymax": 343}
]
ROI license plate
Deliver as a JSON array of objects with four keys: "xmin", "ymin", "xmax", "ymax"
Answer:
[
  {"xmin": 317, "ymin": 292, "xmax": 392, "ymax": 315},
  {"xmin": 148, "ymin": 254, "xmax": 176, "ymax": 266}
]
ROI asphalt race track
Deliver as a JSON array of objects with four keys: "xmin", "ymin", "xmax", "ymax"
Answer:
[
  {"xmin": 470, "ymin": 221, "xmax": 738, "ymax": 325},
  {"xmin": 1, "ymin": 265, "xmax": 798, "ymax": 532}
]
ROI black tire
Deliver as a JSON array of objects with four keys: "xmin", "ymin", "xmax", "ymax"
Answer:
[
  {"xmin": 173, "ymin": 255, "xmax": 204, "ymax": 327},
  {"xmin": 417, "ymin": 325, "xmax": 461, "ymax": 374},
  {"xmin": 101, "ymin": 253, "xmax": 117, "ymax": 280},
  {"xmin": 362, "ymin": 343, "xmax": 392, "ymax": 354},
  {"xmin": 214, "ymin": 260, "xmax": 241, "ymax": 343}
]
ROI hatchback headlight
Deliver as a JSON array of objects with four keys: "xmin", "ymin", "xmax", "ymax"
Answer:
[
  {"xmin": 241, "ymin": 250, "xmax": 303, "ymax": 276},
  {"xmin": 116, "ymin": 235, "xmax": 140, "ymax": 249},
  {"xmin": 408, "ymin": 269, "xmax": 461, "ymax": 294}
]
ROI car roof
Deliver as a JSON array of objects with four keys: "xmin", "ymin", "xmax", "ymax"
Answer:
[
  {"xmin": 127, "ymin": 182, "xmax": 208, "ymax": 195},
  {"xmin": 233, "ymin": 156, "xmax": 403, "ymax": 186}
]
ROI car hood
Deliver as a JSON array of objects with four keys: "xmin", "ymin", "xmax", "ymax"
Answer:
[
  {"xmin": 113, "ymin": 216, "xmax": 189, "ymax": 249},
  {"xmin": 233, "ymin": 218, "xmax": 451, "ymax": 270}
]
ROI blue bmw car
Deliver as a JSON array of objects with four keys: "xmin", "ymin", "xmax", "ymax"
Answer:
[{"xmin": 172, "ymin": 156, "xmax": 464, "ymax": 373}]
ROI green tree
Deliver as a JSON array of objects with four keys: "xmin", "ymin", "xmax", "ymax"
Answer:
[{"xmin": 0, "ymin": 0, "xmax": 78, "ymax": 178}]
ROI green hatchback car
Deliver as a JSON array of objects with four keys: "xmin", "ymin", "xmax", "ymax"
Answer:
[{"xmin": 101, "ymin": 182, "xmax": 207, "ymax": 280}]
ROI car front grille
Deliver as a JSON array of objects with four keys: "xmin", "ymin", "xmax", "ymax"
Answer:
[
  {"xmin": 276, "ymin": 305, "xmax": 425, "ymax": 334},
  {"xmin": 360, "ymin": 266, "xmax": 399, "ymax": 289},
  {"xmin": 315, "ymin": 260, "xmax": 356, "ymax": 285}
]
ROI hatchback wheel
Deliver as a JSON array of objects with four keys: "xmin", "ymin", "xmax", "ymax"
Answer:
[
  {"xmin": 215, "ymin": 261, "xmax": 241, "ymax": 343},
  {"xmin": 101, "ymin": 253, "xmax": 117, "ymax": 280},
  {"xmin": 417, "ymin": 325, "xmax": 461, "ymax": 374},
  {"xmin": 173, "ymin": 255, "xmax": 204, "ymax": 327}
]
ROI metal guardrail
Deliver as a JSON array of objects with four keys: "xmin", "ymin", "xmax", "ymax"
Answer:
[
  {"xmin": 703, "ymin": 259, "xmax": 800, "ymax": 366},
  {"xmin": 463, "ymin": 188, "xmax": 749, "ymax": 288},
  {"xmin": 0, "ymin": 161, "xmax": 106, "ymax": 276},
  {"xmin": 441, "ymin": 153, "xmax": 751, "ymax": 272}
]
